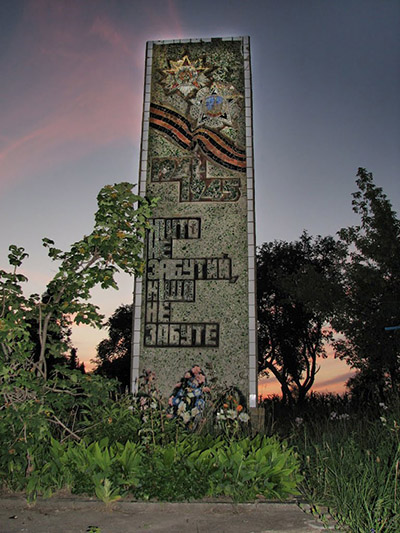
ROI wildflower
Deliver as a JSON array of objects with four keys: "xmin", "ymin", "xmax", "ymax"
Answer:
[
  {"xmin": 379, "ymin": 402, "xmax": 388, "ymax": 411},
  {"xmin": 223, "ymin": 403, "xmax": 229, "ymax": 409},
  {"xmin": 107, "ymin": 417, "xmax": 113, "ymax": 424},
  {"xmin": 227, "ymin": 409, "xmax": 237, "ymax": 420},
  {"xmin": 295, "ymin": 417, "xmax": 303, "ymax": 426},
  {"xmin": 338, "ymin": 413, "xmax": 350, "ymax": 420},
  {"xmin": 329, "ymin": 411, "xmax": 338, "ymax": 420},
  {"xmin": 239, "ymin": 412, "xmax": 250, "ymax": 423}
]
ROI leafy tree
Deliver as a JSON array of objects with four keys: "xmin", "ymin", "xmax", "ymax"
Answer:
[
  {"xmin": 0, "ymin": 182, "xmax": 156, "ymax": 464},
  {"xmin": 22, "ymin": 311, "xmax": 74, "ymax": 375},
  {"xmin": 333, "ymin": 168, "xmax": 400, "ymax": 401},
  {"xmin": 68, "ymin": 347, "xmax": 85, "ymax": 373},
  {"xmin": 92, "ymin": 304, "xmax": 133, "ymax": 389},
  {"xmin": 0, "ymin": 183, "xmax": 157, "ymax": 379},
  {"xmin": 257, "ymin": 232, "xmax": 345, "ymax": 404}
]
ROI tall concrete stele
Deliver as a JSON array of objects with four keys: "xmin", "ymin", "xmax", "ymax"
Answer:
[{"xmin": 131, "ymin": 37, "xmax": 258, "ymax": 408}]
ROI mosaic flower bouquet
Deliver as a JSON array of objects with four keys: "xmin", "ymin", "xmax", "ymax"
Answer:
[{"xmin": 167, "ymin": 365, "xmax": 211, "ymax": 430}]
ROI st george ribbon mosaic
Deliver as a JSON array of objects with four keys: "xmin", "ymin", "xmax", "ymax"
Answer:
[{"xmin": 132, "ymin": 37, "xmax": 258, "ymax": 407}]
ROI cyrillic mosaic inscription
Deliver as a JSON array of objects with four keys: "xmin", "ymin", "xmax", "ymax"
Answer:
[{"xmin": 145, "ymin": 217, "xmax": 237, "ymax": 347}]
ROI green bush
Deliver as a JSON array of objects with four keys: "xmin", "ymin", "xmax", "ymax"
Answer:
[
  {"xmin": 0, "ymin": 430, "xmax": 303, "ymax": 503},
  {"xmin": 192, "ymin": 435, "xmax": 302, "ymax": 501},
  {"xmin": 0, "ymin": 366, "xmax": 121, "ymax": 494}
]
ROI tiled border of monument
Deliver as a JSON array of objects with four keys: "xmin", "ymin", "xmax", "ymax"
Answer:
[{"xmin": 131, "ymin": 37, "xmax": 257, "ymax": 408}]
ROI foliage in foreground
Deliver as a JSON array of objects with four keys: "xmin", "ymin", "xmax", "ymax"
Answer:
[
  {"xmin": 22, "ymin": 434, "xmax": 300, "ymax": 503},
  {"xmin": 0, "ymin": 382, "xmax": 302, "ymax": 503},
  {"xmin": 0, "ymin": 182, "xmax": 157, "ymax": 379}
]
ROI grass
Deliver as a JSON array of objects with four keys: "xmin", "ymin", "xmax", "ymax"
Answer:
[{"xmin": 261, "ymin": 393, "xmax": 400, "ymax": 532}]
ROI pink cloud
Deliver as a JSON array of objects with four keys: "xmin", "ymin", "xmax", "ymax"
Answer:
[
  {"xmin": 166, "ymin": 0, "xmax": 185, "ymax": 38},
  {"xmin": 0, "ymin": 75, "xmax": 143, "ymax": 194},
  {"xmin": 258, "ymin": 349, "xmax": 356, "ymax": 398},
  {"xmin": 0, "ymin": 6, "xmax": 148, "ymax": 193},
  {"xmin": 0, "ymin": 0, "xmax": 189, "ymax": 194},
  {"xmin": 90, "ymin": 16, "xmax": 135, "ymax": 59},
  {"xmin": 0, "ymin": 1, "xmax": 188, "ymax": 194},
  {"xmin": 312, "ymin": 371, "xmax": 355, "ymax": 392}
]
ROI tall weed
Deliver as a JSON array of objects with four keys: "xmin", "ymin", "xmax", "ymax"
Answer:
[{"xmin": 287, "ymin": 397, "xmax": 400, "ymax": 532}]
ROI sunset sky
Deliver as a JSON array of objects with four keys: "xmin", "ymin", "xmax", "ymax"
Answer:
[{"xmin": 1, "ymin": 0, "xmax": 399, "ymax": 396}]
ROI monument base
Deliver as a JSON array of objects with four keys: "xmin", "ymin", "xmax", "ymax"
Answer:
[{"xmin": 250, "ymin": 407, "xmax": 265, "ymax": 435}]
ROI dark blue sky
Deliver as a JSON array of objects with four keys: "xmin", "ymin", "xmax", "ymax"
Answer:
[{"xmin": 0, "ymin": 0, "xmax": 399, "ymax": 390}]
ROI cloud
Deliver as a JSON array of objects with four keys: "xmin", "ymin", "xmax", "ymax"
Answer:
[
  {"xmin": 258, "ymin": 351, "xmax": 356, "ymax": 397},
  {"xmin": 312, "ymin": 371, "xmax": 355, "ymax": 391},
  {"xmin": 0, "ymin": 0, "xmax": 189, "ymax": 194},
  {"xmin": 90, "ymin": 16, "xmax": 135, "ymax": 59},
  {"xmin": 0, "ymin": 4, "xmax": 147, "ymax": 193},
  {"xmin": 0, "ymin": 75, "xmax": 142, "ymax": 194}
]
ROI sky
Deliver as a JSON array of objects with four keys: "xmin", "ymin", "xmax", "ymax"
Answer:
[{"xmin": 0, "ymin": 0, "xmax": 399, "ymax": 397}]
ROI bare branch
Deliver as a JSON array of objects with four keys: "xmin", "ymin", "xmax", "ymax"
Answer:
[{"xmin": 48, "ymin": 414, "xmax": 82, "ymax": 441}]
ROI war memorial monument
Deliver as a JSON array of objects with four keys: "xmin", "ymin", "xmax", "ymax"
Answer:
[{"xmin": 131, "ymin": 37, "xmax": 258, "ymax": 408}]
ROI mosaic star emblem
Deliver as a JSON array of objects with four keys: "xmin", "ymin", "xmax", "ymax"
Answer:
[
  {"xmin": 161, "ymin": 55, "xmax": 211, "ymax": 98},
  {"xmin": 190, "ymin": 82, "xmax": 243, "ymax": 129}
]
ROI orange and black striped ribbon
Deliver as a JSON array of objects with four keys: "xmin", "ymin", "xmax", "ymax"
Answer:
[{"xmin": 149, "ymin": 103, "xmax": 246, "ymax": 173}]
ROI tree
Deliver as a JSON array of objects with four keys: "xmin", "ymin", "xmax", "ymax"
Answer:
[
  {"xmin": 257, "ymin": 232, "xmax": 345, "ymax": 404},
  {"xmin": 26, "ymin": 314, "xmax": 74, "ymax": 374},
  {"xmin": 0, "ymin": 182, "xmax": 157, "ymax": 379},
  {"xmin": 0, "ymin": 182, "xmax": 156, "ymax": 449},
  {"xmin": 92, "ymin": 304, "xmax": 133, "ymax": 389},
  {"xmin": 333, "ymin": 168, "xmax": 400, "ymax": 401},
  {"xmin": 68, "ymin": 348, "xmax": 85, "ymax": 373}
]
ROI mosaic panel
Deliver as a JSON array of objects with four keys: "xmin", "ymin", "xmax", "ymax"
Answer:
[{"xmin": 132, "ymin": 37, "xmax": 257, "ymax": 406}]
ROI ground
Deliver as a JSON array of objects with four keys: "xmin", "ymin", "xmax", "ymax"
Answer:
[{"xmin": 0, "ymin": 495, "xmax": 342, "ymax": 533}]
